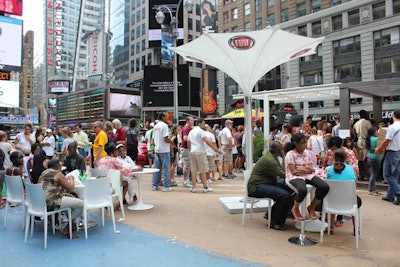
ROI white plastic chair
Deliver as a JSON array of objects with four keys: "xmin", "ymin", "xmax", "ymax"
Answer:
[
  {"xmin": 320, "ymin": 180, "xmax": 362, "ymax": 249},
  {"xmin": 4, "ymin": 175, "xmax": 26, "ymax": 230},
  {"xmin": 241, "ymin": 170, "xmax": 273, "ymax": 228},
  {"xmin": 24, "ymin": 183, "xmax": 72, "ymax": 249},
  {"xmin": 90, "ymin": 168, "xmax": 107, "ymax": 178},
  {"xmin": 83, "ymin": 177, "xmax": 119, "ymax": 239},
  {"xmin": 108, "ymin": 169, "xmax": 125, "ymax": 221}
]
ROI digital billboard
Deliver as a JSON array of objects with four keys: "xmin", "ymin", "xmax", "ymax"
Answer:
[
  {"xmin": 143, "ymin": 64, "xmax": 189, "ymax": 107},
  {"xmin": 48, "ymin": 80, "xmax": 70, "ymax": 94},
  {"xmin": 201, "ymin": 0, "xmax": 217, "ymax": 33},
  {"xmin": 108, "ymin": 91, "xmax": 141, "ymax": 118},
  {"xmin": 148, "ymin": 0, "xmax": 184, "ymax": 47},
  {"xmin": 0, "ymin": 80, "xmax": 19, "ymax": 108},
  {"xmin": 0, "ymin": 0, "xmax": 23, "ymax": 16},
  {"xmin": 0, "ymin": 15, "xmax": 22, "ymax": 72}
]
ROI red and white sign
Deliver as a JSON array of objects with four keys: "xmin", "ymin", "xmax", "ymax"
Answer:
[
  {"xmin": 46, "ymin": 0, "xmax": 62, "ymax": 69},
  {"xmin": 87, "ymin": 32, "xmax": 103, "ymax": 77}
]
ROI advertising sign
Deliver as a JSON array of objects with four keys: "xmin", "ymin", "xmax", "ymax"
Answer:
[
  {"xmin": 48, "ymin": 80, "xmax": 70, "ymax": 94},
  {"xmin": 0, "ymin": 80, "xmax": 19, "ymax": 108},
  {"xmin": 109, "ymin": 92, "xmax": 141, "ymax": 118},
  {"xmin": 200, "ymin": 0, "xmax": 217, "ymax": 33},
  {"xmin": 143, "ymin": 64, "xmax": 189, "ymax": 107},
  {"xmin": 0, "ymin": 15, "xmax": 22, "ymax": 72},
  {"xmin": 201, "ymin": 68, "xmax": 217, "ymax": 115},
  {"xmin": 87, "ymin": 31, "xmax": 103, "ymax": 77},
  {"xmin": 161, "ymin": 24, "xmax": 174, "ymax": 68},
  {"xmin": 0, "ymin": 0, "xmax": 23, "ymax": 16},
  {"xmin": 148, "ymin": 0, "xmax": 184, "ymax": 47}
]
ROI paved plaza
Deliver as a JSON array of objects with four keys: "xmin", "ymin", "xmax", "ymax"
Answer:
[{"xmin": 1, "ymin": 172, "xmax": 399, "ymax": 266}]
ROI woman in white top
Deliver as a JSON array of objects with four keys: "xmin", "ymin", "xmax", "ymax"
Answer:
[
  {"xmin": 279, "ymin": 124, "xmax": 292, "ymax": 146},
  {"xmin": 307, "ymin": 128, "xmax": 325, "ymax": 167},
  {"xmin": 14, "ymin": 123, "xmax": 35, "ymax": 153}
]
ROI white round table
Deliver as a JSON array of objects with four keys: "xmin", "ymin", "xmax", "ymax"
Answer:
[{"xmin": 128, "ymin": 168, "xmax": 159, "ymax": 211}]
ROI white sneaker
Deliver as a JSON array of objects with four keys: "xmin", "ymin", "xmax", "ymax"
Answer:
[
  {"xmin": 183, "ymin": 180, "xmax": 192, "ymax": 187},
  {"xmin": 190, "ymin": 187, "xmax": 196, "ymax": 193},
  {"xmin": 207, "ymin": 179, "xmax": 213, "ymax": 184},
  {"xmin": 203, "ymin": 187, "xmax": 213, "ymax": 193},
  {"xmin": 162, "ymin": 187, "xmax": 173, "ymax": 192}
]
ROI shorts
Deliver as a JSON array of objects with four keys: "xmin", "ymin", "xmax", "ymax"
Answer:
[
  {"xmin": 190, "ymin": 152, "xmax": 208, "ymax": 174},
  {"xmin": 181, "ymin": 148, "xmax": 191, "ymax": 168},
  {"xmin": 222, "ymin": 145, "xmax": 233, "ymax": 164},
  {"xmin": 207, "ymin": 155, "xmax": 216, "ymax": 171},
  {"xmin": 0, "ymin": 170, "xmax": 5, "ymax": 194}
]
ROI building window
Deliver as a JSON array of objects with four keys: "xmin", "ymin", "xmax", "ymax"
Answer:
[
  {"xmin": 196, "ymin": 3, "xmax": 201, "ymax": 16},
  {"xmin": 223, "ymin": 11, "xmax": 229, "ymax": 23},
  {"xmin": 131, "ymin": 14, "xmax": 135, "ymax": 26},
  {"xmin": 136, "ymin": 42, "xmax": 140, "ymax": 54},
  {"xmin": 300, "ymin": 70, "xmax": 323, "ymax": 86},
  {"xmin": 394, "ymin": 0, "xmax": 400, "ymax": 15},
  {"xmin": 141, "ymin": 55, "xmax": 145, "ymax": 70},
  {"xmin": 142, "ymin": 7, "xmax": 145, "ymax": 19},
  {"xmin": 147, "ymin": 53, "xmax": 152, "ymax": 65},
  {"xmin": 298, "ymin": 25, "xmax": 307, "ymax": 36},
  {"xmin": 135, "ymin": 58, "xmax": 140, "ymax": 72},
  {"xmin": 255, "ymin": 0, "xmax": 262, "ymax": 12},
  {"xmin": 244, "ymin": 22, "xmax": 251, "ymax": 31},
  {"xmin": 255, "ymin": 18, "xmax": 263, "ymax": 30},
  {"xmin": 232, "ymin": 8, "xmax": 238, "ymax": 20},
  {"xmin": 196, "ymin": 20, "xmax": 201, "ymax": 32},
  {"xmin": 142, "ymin": 39, "xmax": 145, "ymax": 51},
  {"xmin": 130, "ymin": 44, "xmax": 135, "ymax": 56},
  {"xmin": 244, "ymin": 3, "xmax": 251, "ymax": 16},
  {"xmin": 232, "ymin": 26, "xmax": 238, "ymax": 32},
  {"xmin": 333, "ymin": 36, "xmax": 361, "ymax": 55},
  {"xmin": 142, "ymin": 23, "xmax": 146, "ymax": 35},
  {"xmin": 375, "ymin": 56, "xmax": 400, "ymax": 75},
  {"xmin": 188, "ymin": 18, "xmax": 193, "ymax": 30},
  {"xmin": 374, "ymin": 27, "xmax": 400, "ymax": 47},
  {"xmin": 130, "ymin": 60, "xmax": 135, "ymax": 73},
  {"xmin": 331, "ymin": 0, "xmax": 341, "ymax": 6},
  {"xmin": 312, "ymin": 0, "xmax": 321, "ymax": 13},
  {"xmin": 268, "ymin": 13, "xmax": 275, "ymax": 26},
  {"xmin": 224, "ymin": 0, "xmax": 230, "ymax": 6},
  {"xmin": 137, "ymin": 10, "xmax": 140, "ymax": 23},
  {"xmin": 301, "ymin": 44, "xmax": 322, "ymax": 62},
  {"xmin": 332, "ymin": 15, "xmax": 343, "ymax": 31},
  {"xmin": 348, "ymin": 9, "xmax": 360, "ymax": 27},
  {"xmin": 373, "ymin": 2, "xmax": 385, "ymax": 20},
  {"xmin": 334, "ymin": 63, "xmax": 362, "ymax": 82},
  {"xmin": 268, "ymin": 0, "xmax": 274, "ymax": 7},
  {"xmin": 281, "ymin": 9, "xmax": 289, "ymax": 22},
  {"xmin": 297, "ymin": 3, "xmax": 306, "ymax": 17},
  {"xmin": 136, "ymin": 26, "xmax": 140, "ymax": 38},
  {"xmin": 312, "ymin": 21, "xmax": 321, "ymax": 36},
  {"xmin": 131, "ymin": 29, "xmax": 135, "ymax": 41}
]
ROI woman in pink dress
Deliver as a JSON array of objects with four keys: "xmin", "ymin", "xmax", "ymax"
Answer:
[{"xmin": 285, "ymin": 133, "xmax": 329, "ymax": 221}]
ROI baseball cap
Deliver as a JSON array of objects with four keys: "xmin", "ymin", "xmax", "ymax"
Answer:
[
  {"xmin": 116, "ymin": 144, "xmax": 124, "ymax": 149},
  {"xmin": 149, "ymin": 122, "xmax": 155, "ymax": 128},
  {"xmin": 46, "ymin": 129, "xmax": 52, "ymax": 133},
  {"xmin": 225, "ymin": 119, "xmax": 233, "ymax": 125}
]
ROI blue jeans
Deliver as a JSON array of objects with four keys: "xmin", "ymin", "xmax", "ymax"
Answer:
[
  {"xmin": 367, "ymin": 156, "xmax": 382, "ymax": 192},
  {"xmin": 249, "ymin": 179, "xmax": 294, "ymax": 225},
  {"xmin": 78, "ymin": 148, "xmax": 87, "ymax": 158},
  {"xmin": 383, "ymin": 151, "xmax": 400, "ymax": 199},
  {"xmin": 152, "ymin": 152, "xmax": 171, "ymax": 188}
]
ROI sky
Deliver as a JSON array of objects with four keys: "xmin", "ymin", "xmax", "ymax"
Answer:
[{"xmin": 22, "ymin": 0, "xmax": 41, "ymax": 33}]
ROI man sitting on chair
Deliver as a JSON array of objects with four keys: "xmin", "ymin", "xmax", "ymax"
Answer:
[{"xmin": 248, "ymin": 142, "xmax": 294, "ymax": 230}]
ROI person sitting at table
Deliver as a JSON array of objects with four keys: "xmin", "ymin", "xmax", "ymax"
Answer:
[
  {"xmin": 97, "ymin": 143, "xmax": 142, "ymax": 205},
  {"xmin": 248, "ymin": 141, "xmax": 294, "ymax": 230},
  {"xmin": 63, "ymin": 142, "xmax": 86, "ymax": 174},
  {"xmin": 323, "ymin": 136, "xmax": 359, "ymax": 176},
  {"xmin": 116, "ymin": 144, "xmax": 137, "ymax": 202},
  {"xmin": 326, "ymin": 149, "xmax": 362, "ymax": 234},
  {"xmin": 285, "ymin": 133, "xmax": 329, "ymax": 221},
  {"xmin": 39, "ymin": 159, "xmax": 83, "ymax": 239}
]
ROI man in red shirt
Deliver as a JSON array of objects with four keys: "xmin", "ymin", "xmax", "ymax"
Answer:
[
  {"xmin": 181, "ymin": 116, "xmax": 195, "ymax": 187},
  {"xmin": 112, "ymin": 119, "xmax": 127, "ymax": 148}
]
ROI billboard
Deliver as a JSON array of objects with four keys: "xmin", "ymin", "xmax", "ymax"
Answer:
[
  {"xmin": 143, "ymin": 64, "xmax": 189, "ymax": 107},
  {"xmin": 0, "ymin": 15, "xmax": 22, "ymax": 72},
  {"xmin": 48, "ymin": 80, "xmax": 70, "ymax": 94},
  {"xmin": 201, "ymin": 68, "xmax": 217, "ymax": 115},
  {"xmin": 0, "ymin": 80, "xmax": 19, "ymax": 108},
  {"xmin": 148, "ymin": 0, "xmax": 184, "ymax": 47},
  {"xmin": 108, "ymin": 91, "xmax": 141, "ymax": 118},
  {"xmin": 161, "ymin": 24, "xmax": 174, "ymax": 68},
  {"xmin": 201, "ymin": 0, "xmax": 217, "ymax": 33},
  {"xmin": 87, "ymin": 31, "xmax": 104, "ymax": 77},
  {"xmin": 0, "ymin": 0, "xmax": 23, "ymax": 16}
]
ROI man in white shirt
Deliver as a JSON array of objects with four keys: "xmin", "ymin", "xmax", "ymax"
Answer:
[
  {"xmin": 73, "ymin": 124, "xmax": 89, "ymax": 159},
  {"xmin": 41, "ymin": 129, "xmax": 56, "ymax": 159},
  {"xmin": 376, "ymin": 110, "xmax": 400, "ymax": 205},
  {"xmin": 219, "ymin": 119, "xmax": 234, "ymax": 179},
  {"xmin": 188, "ymin": 119, "xmax": 221, "ymax": 193},
  {"xmin": 204, "ymin": 124, "xmax": 217, "ymax": 182},
  {"xmin": 152, "ymin": 113, "xmax": 174, "ymax": 192}
]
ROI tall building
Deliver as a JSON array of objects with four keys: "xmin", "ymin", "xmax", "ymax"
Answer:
[
  {"xmin": 218, "ymin": 0, "xmax": 400, "ymax": 119},
  {"xmin": 21, "ymin": 31, "xmax": 34, "ymax": 111},
  {"xmin": 32, "ymin": 0, "xmax": 106, "ymax": 108}
]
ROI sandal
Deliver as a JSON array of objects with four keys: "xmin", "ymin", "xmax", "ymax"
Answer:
[
  {"xmin": 307, "ymin": 206, "xmax": 318, "ymax": 220},
  {"xmin": 61, "ymin": 224, "xmax": 79, "ymax": 239}
]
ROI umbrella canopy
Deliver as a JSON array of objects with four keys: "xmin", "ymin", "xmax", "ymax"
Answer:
[
  {"xmin": 171, "ymin": 26, "xmax": 324, "ymax": 170},
  {"xmin": 222, "ymin": 108, "xmax": 264, "ymax": 119}
]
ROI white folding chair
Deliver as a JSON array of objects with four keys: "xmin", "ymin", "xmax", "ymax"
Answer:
[
  {"xmin": 320, "ymin": 180, "xmax": 362, "ymax": 249},
  {"xmin": 241, "ymin": 170, "xmax": 273, "ymax": 228},
  {"xmin": 90, "ymin": 168, "xmax": 107, "ymax": 178},
  {"xmin": 83, "ymin": 177, "xmax": 120, "ymax": 239},
  {"xmin": 24, "ymin": 183, "xmax": 72, "ymax": 249},
  {"xmin": 4, "ymin": 175, "xmax": 26, "ymax": 230},
  {"xmin": 108, "ymin": 169, "xmax": 125, "ymax": 221}
]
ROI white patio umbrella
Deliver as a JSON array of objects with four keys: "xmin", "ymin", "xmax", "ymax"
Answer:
[{"xmin": 171, "ymin": 26, "xmax": 323, "ymax": 171}]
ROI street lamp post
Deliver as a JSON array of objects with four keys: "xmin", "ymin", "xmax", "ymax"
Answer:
[
  {"xmin": 142, "ymin": 101, "xmax": 153, "ymax": 123},
  {"xmin": 155, "ymin": 0, "xmax": 193, "ymax": 124}
]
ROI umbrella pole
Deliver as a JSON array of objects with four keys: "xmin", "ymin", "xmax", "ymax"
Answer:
[{"xmin": 244, "ymin": 95, "xmax": 253, "ymax": 172}]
